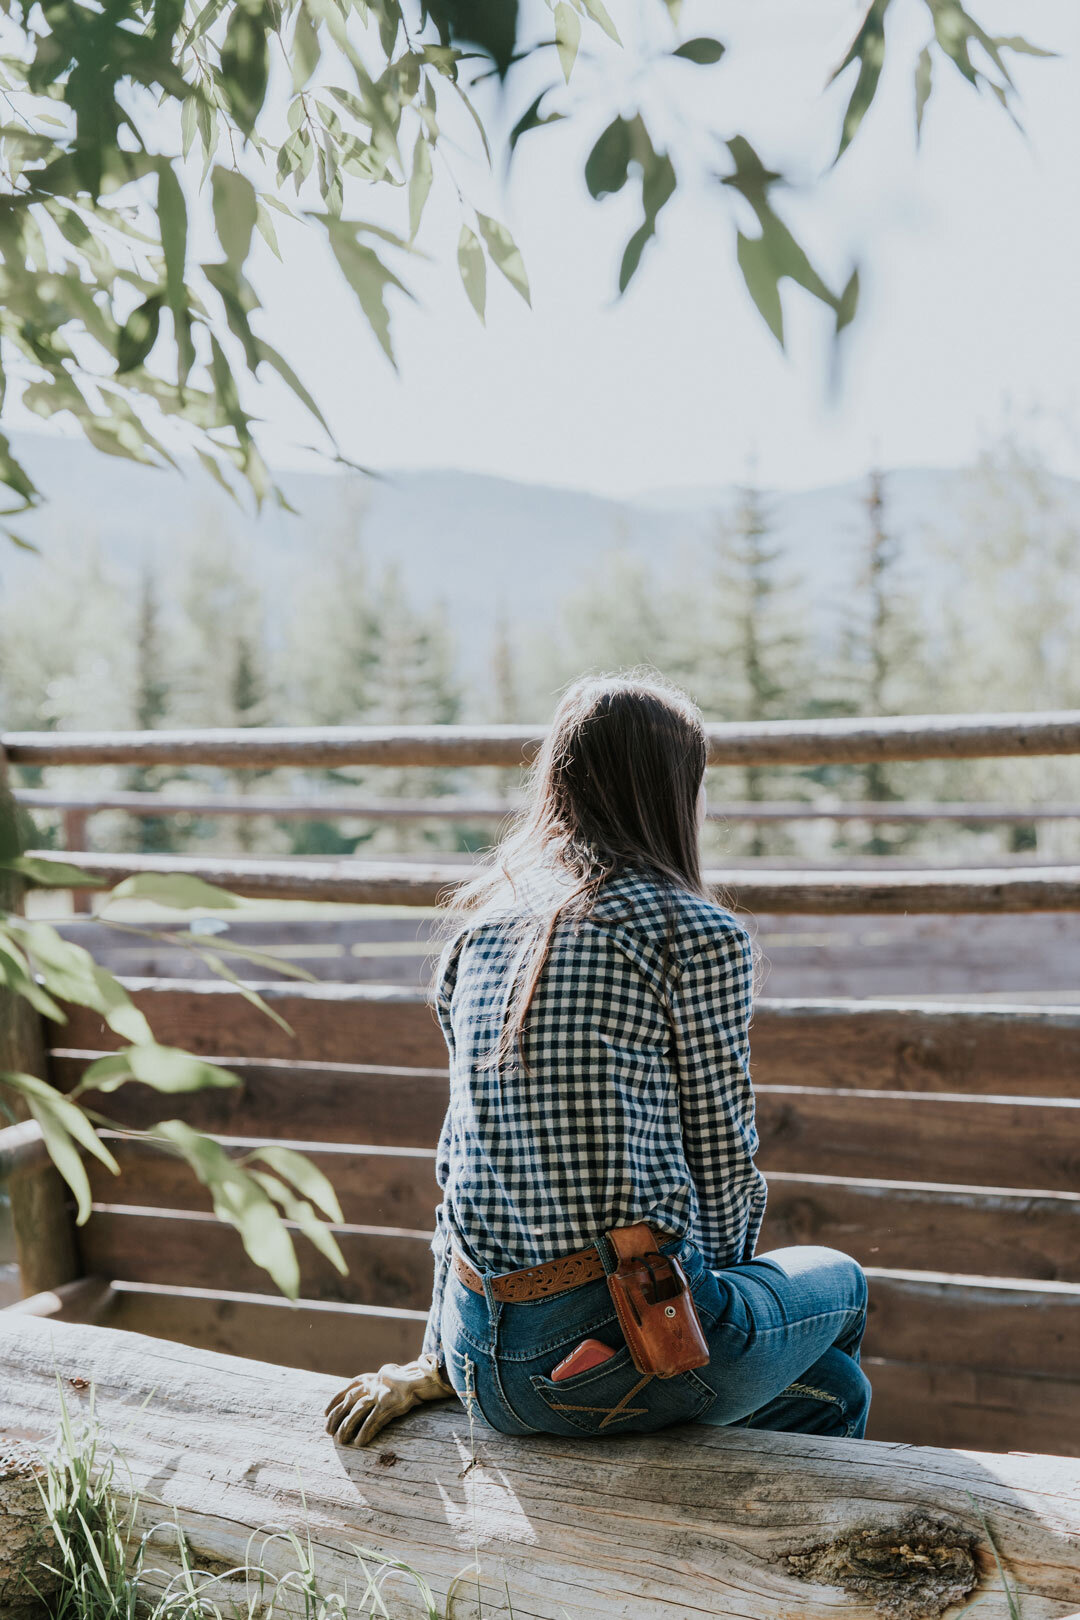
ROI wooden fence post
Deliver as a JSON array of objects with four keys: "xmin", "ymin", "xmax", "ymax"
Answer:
[
  {"xmin": 60, "ymin": 807, "xmax": 92, "ymax": 914},
  {"xmin": 0, "ymin": 743, "xmax": 81, "ymax": 1297}
]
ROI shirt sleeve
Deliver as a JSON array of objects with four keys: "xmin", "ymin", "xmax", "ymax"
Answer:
[
  {"xmin": 667, "ymin": 921, "xmax": 767, "ymax": 1269},
  {"xmin": 421, "ymin": 932, "xmax": 464, "ymax": 1363}
]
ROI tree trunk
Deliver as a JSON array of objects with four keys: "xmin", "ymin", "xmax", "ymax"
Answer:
[
  {"xmin": 0, "ymin": 743, "xmax": 81, "ymax": 1297},
  {"xmin": 1, "ymin": 1314, "xmax": 1077, "ymax": 1620}
]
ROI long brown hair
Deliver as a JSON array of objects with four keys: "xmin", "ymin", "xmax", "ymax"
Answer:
[{"xmin": 445, "ymin": 672, "xmax": 709, "ymax": 1070}]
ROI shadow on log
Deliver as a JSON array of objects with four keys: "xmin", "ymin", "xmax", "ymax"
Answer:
[{"xmin": 1, "ymin": 1314, "xmax": 1078, "ymax": 1620}]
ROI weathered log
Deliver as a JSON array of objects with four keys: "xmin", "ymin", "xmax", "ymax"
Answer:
[
  {"xmin": 6, "ymin": 709, "xmax": 1080, "ymax": 767},
  {"xmin": 1, "ymin": 1315, "xmax": 1078, "ymax": 1620},
  {"xmin": 24, "ymin": 847, "xmax": 1080, "ymax": 911}
]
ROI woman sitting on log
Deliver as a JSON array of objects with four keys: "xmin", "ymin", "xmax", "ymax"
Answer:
[{"xmin": 325, "ymin": 674, "xmax": 870, "ymax": 1446}]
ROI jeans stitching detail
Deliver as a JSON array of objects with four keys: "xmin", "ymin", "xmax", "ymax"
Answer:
[{"xmin": 784, "ymin": 1380, "xmax": 844, "ymax": 1407}]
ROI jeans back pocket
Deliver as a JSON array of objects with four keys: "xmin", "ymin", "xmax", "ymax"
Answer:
[{"xmin": 529, "ymin": 1346, "xmax": 715, "ymax": 1436}]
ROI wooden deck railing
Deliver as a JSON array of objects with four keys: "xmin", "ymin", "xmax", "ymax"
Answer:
[
  {"xmin": 15, "ymin": 788, "xmax": 1077, "ymax": 827},
  {"xmin": 23, "ymin": 848, "xmax": 1080, "ymax": 911},
  {"xmin": 4, "ymin": 713, "xmax": 1080, "ymax": 1456},
  {"xmin": 5, "ymin": 708, "xmax": 1080, "ymax": 767}
]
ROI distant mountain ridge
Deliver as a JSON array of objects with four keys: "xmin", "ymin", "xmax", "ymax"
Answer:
[{"xmin": 3, "ymin": 431, "xmax": 1077, "ymax": 678}]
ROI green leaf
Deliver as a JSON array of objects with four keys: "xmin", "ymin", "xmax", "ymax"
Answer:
[
  {"xmin": 257, "ymin": 341, "xmax": 331, "ymax": 436},
  {"xmin": 580, "ymin": 0, "xmax": 620, "ymax": 45},
  {"xmin": 181, "ymin": 92, "xmax": 199, "ymax": 159},
  {"xmin": 476, "ymin": 214, "xmax": 530, "ymax": 305},
  {"xmin": 292, "ymin": 2, "xmax": 322, "ymax": 90},
  {"xmin": 0, "ymin": 938, "xmax": 65, "ymax": 1021},
  {"xmin": 251, "ymin": 1144, "xmax": 343, "ymax": 1222},
  {"xmin": 585, "ymin": 115, "xmax": 632, "ymax": 199},
  {"xmin": 117, "ymin": 296, "xmax": 163, "ymax": 373},
  {"xmin": 326, "ymin": 227, "xmax": 411, "ymax": 367},
  {"xmin": 156, "ymin": 1119, "xmax": 300, "ymax": 1297},
  {"xmin": 27, "ymin": 1098, "xmax": 94, "ymax": 1224},
  {"xmin": 156, "ymin": 160, "xmax": 187, "ymax": 323},
  {"xmin": 0, "ymin": 1069, "xmax": 120, "ymax": 1221},
  {"xmin": 212, "ymin": 166, "xmax": 258, "ymax": 269},
  {"xmin": 197, "ymin": 949, "xmax": 295, "ymax": 1035},
  {"xmin": 737, "ymin": 230, "xmax": 784, "ymax": 345},
  {"xmin": 508, "ymin": 88, "xmax": 565, "ymax": 156},
  {"xmin": 457, "ymin": 225, "xmax": 486, "ymax": 322},
  {"xmin": 835, "ymin": 266, "xmax": 860, "ymax": 334},
  {"xmin": 616, "ymin": 131, "xmax": 675, "ymax": 292},
  {"xmin": 250, "ymin": 1170, "xmax": 347, "ymax": 1274},
  {"xmin": 554, "ymin": 2, "xmax": 581, "ymax": 83},
  {"xmin": 90, "ymin": 967, "xmax": 154, "ymax": 1044},
  {"xmin": 3, "ymin": 855, "xmax": 98, "ymax": 888},
  {"xmin": 220, "ymin": 0, "xmax": 271, "ymax": 136},
  {"xmin": 103, "ymin": 872, "xmax": 248, "ymax": 910},
  {"xmin": 831, "ymin": 0, "xmax": 891, "ymax": 161},
  {"xmin": 992, "ymin": 36, "xmax": 1057, "ymax": 58},
  {"xmin": 672, "ymin": 38, "xmax": 725, "ymax": 64},
  {"xmin": 80, "ymin": 1045, "xmax": 241, "ymax": 1096},
  {"xmin": 915, "ymin": 45, "xmax": 932, "ymax": 142},
  {"xmin": 408, "ymin": 133, "xmax": 432, "ymax": 242}
]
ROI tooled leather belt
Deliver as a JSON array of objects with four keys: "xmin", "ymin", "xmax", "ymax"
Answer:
[{"xmin": 452, "ymin": 1227, "xmax": 669, "ymax": 1304}]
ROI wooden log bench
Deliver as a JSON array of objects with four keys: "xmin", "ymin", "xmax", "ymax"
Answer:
[
  {"xmin": 2, "ymin": 1313, "xmax": 1079, "ymax": 1620},
  {"xmin": 20, "ymin": 978, "xmax": 1077, "ymax": 1456}
]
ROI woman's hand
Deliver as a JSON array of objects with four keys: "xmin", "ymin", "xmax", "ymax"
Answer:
[{"xmin": 323, "ymin": 1352, "xmax": 456, "ymax": 1446}]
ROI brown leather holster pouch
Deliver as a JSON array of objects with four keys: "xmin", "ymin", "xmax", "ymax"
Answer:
[{"xmin": 604, "ymin": 1224, "xmax": 710, "ymax": 1379}]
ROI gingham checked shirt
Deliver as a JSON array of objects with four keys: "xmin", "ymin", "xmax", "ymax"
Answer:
[{"xmin": 421, "ymin": 864, "xmax": 766, "ymax": 1356}]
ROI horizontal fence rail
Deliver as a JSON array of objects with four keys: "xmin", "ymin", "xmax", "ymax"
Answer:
[
  {"xmin": 6, "ymin": 709, "xmax": 1080, "ymax": 768},
  {"xmin": 15, "ymin": 789, "xmax": 1079, "ymax": 825},
  {"xmin": 38, "ymin": 977, "xmax": 1080, "ymax": 1453},
  {"xmin": 27, "ymin": 849, "xmax": 1080, "ymax": 912}
]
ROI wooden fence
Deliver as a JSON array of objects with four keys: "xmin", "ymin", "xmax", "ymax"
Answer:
[{"xmin": 3, "ymin": 714, "xmax": 1080, "ymax": 1458}]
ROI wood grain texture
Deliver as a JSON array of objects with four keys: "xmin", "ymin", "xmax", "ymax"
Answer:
[
  {"xmin": 50, "ymin": 1053, "xmax": 451, "ymax": 1146},
  {"xmin": 861, "ymin": 1271, "xmax": 1080, "ymax": 1378},
  {"xmin": 754, "ymin": 1087, "xmax": 1080, "ymax": 1190},
  {"xmin": 19, "ymin": 787, "xmax": 1080, "ymax": 822},
  {"xmin": 25, "ymin": 848, "xmax": 1080, "ymax": 911},
  {"xmin": 79, "ymin": 1139, "xmax": 1080, "ymax": 1286},
  {"xmin": 760, "ymin": 1175, "xmax": 1080, "ymax": 1282},
  {"xmin": 7, "ymin": 708, "xmax": 1080, "ymax": 766},
  {"xmin": 50, "ymin": 983, "xmax": 1080, "ymax": 1095},
  {"xmin": 863, "ymin": 1357, "xmax": 1080, "ymax": 1454},
  {"xmin": 98, "ymin": 1281, "xmax": 427, "ymax": 1370},
  {"xmin": 44, "ymin": 911, "xmax": 1080, "ymax": 996},
  {"xmin": 87, "ymin": 1135, "xmax": 440, "ymax": 1231},
  {"xmin": 52, "ymin": 980, "xmax": 449, "ymax": 1066},
  {"xmin": 2, "ymin": 1313, "xmax": 1079, "ymax": 1620},
  {"xmin": 76, "ymin": 1209, "xmax": 435, "ymax": 1308}
]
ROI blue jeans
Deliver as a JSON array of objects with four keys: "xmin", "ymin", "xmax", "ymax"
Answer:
[{"xmin": 441, "ymin": 1240, "xmax": 870, "ymax": 1441}]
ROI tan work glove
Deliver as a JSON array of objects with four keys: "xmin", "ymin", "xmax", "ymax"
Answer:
[{"xmin": 323, "ymin": 1352, "xmax": 456, "ymax": 1447}]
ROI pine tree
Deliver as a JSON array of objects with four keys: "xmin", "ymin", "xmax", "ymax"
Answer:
[
  {"xmin": 847, "ymin": 470, "xmax": 925, "ymax": 854},
  {"xmin": 710, "ymin": 485, "xmax": 807, "ymax": 856},
  {"xmin": 489, "ymin": 603, "xmax": 522, "ymax": 808},
  {"xmin": 128, "ymin": 567, "xmax": 172, "ymax": 854}
]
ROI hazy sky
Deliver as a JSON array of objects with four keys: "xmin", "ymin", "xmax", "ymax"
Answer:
[
  {"xmin": 29, "ymin": 0, "xmax": 1080, "ymax": 503},
  {"xmin": 238, "ymin": 0, "xmax": 1080, "ymax": 499}
]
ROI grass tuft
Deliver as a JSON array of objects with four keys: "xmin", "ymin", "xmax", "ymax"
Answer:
[{"xmin": 20, "ymin": 1377, "xmax": 511, "ymax": 1619}]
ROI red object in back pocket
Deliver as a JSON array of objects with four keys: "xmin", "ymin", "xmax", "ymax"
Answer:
[{"xmin": 550, "ymin": 1338, "xmax": 616, "ymax": 1382}]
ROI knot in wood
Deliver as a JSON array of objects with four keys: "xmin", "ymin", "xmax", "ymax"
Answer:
[{"xmin": 785, "ymin": 1513, "xmax": 979, "ymax": 1620}]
